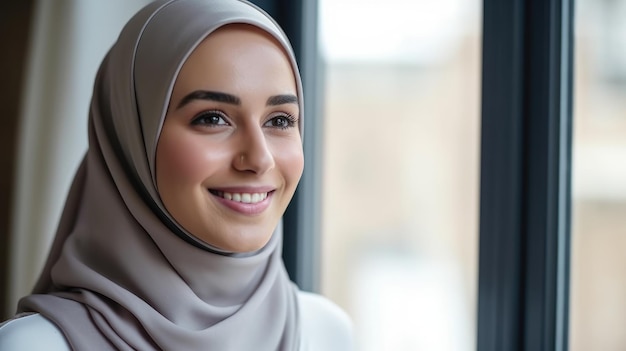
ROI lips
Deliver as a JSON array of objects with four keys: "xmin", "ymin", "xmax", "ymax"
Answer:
[{"xmin": 207, "ymin": 188, "xmax": 275, "ymax": 215}]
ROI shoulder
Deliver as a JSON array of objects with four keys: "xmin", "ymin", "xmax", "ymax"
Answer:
[
  {"xmin": 0, "ymin": 313, "xmax": 70, "ymax": 351},
  {"xmin": 297, "ymin": 291, "xmax": 354, "ymax": 351},
  {"xmin": 1, "ymin": 298, "xmax": 352, "ymax": 351}
]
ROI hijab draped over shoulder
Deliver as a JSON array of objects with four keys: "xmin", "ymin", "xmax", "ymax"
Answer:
[{"xmin": 18, "ymin": 0, "xmax": 304, "ymax": 349}]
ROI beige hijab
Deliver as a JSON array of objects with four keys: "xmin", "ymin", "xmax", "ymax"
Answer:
[{"xmin": 18, "ymin": 0, "xmax": 303, "ymax": 349}]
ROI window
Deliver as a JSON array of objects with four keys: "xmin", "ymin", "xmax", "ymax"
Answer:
[
  {"xmin": 570, "ymin": 0, "xmax": 626, "ymax": 349},
  {"xmin": 318, "ymin": 1, "xmax": 482, "ymax": 349}
]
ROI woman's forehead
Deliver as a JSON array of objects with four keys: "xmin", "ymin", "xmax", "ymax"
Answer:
[{"xmin": 170, "ymin": 24, "xmax": 298, "ymax": 102}]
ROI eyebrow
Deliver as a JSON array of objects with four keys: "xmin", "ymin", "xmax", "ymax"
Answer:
[
  {"xmin": 176, "ymin": 90, "xmax": 298, "ymax": 109},
  {"xmin": 177, "ymin": 90, "xmax": 240, "ymax": 109},
  {"xmin": 266, "ymin": 94, "xmax": 298, "ymax": 106}
]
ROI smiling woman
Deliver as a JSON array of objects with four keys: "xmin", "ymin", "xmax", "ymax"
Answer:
[
  {"xmin": 0, "ymin": 1, "xmax": 351, "ymax": 350},
  {"xmin": 156, "ymin": 24, "xmax": 304, "ymax": 253}
]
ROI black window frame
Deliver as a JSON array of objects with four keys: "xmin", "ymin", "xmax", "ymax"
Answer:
[{"xmin": 477, "ymin": 0, "xmax": 574, "ymax": 349}]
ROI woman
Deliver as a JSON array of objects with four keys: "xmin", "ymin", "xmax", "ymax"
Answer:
[{"xmin": 0, "ymin": 0, "xmax": 352, "ymax": 350}]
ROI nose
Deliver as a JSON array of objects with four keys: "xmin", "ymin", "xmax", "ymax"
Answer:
[{"xmin": 233, "ymin": 125, "xmax": 275, "ymax": 174}]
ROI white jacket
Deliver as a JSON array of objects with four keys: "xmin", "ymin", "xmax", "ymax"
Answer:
[{"xmin": 0, "ymin": 291, "xmax": 353, "ymax": 351}]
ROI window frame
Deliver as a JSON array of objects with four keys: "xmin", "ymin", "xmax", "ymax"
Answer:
[
  {"xmin": 260, "ymin": 0, "xmax": 575, "ymax": 349},
  {"xmin": 477, "ymin": 0, "xmax": 574, "ymax": 350}
]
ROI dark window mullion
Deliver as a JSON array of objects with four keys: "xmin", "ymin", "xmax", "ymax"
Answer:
[
  {"xmin": 477, "ymin": 0, "xmax": 526, "ymax": 348},
  {"xmin": 522, "ymin": 0, "xmax": 573, "ymax": 349},
  {"xmin": 478, "ymin": 0, "xmax": 573, "ymax": 350}
]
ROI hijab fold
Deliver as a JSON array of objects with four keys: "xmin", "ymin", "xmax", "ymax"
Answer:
[{"xmin": 18, "ymin": 1, "xmax": 303, "ymax": 349}]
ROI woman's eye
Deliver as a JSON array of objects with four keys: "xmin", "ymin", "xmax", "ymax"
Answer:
[
  {"xmin": 191, "ymin": 111, "xmax": 229, "ymax": 127},
  {"xmin": 265, "ymin": 115, "xmax": 297, "ymax": 129}
]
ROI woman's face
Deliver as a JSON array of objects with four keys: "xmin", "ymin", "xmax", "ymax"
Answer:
[{"xmin": 155, "ymin": 24, "xmax": 303, "ymax": 253}]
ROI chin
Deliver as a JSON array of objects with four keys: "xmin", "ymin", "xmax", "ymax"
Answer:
[{"xmin": 198, "ymin": 227, "xmax": 274, "ymax": 253}]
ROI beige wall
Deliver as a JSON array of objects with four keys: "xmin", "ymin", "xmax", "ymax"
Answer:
[{"xmin": 5, "ymin": 0, "xmax": 150, "ymax": 316}]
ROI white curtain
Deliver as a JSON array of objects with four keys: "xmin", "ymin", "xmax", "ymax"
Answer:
[{"xmin": 8, "ymin": 0, "xmax": 151, "ymax": 314}]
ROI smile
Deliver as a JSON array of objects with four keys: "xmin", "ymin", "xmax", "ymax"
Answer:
[{"xmin": 209, "ymin": 190, "xmax": 270, "ymax": 204}]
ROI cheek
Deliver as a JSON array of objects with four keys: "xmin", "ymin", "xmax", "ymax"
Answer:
[
  {"xmin": 274, "ymin": 138, "xmax": 304, "ymax": 185},
  {"xmin": 156, "ymin": 129, "xmax": 222, "ymax": 189}
]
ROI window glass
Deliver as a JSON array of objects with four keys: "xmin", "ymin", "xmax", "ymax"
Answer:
[
  {"xmin": 571, "ymin": 0, "xmax": 626, "ymax": 349},
  {"xmin": 318, "ymin": 1, "xmax": 482, "ymax": 349}
]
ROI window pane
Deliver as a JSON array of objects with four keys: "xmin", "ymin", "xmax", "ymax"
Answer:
[
  {"xmin": 571, "ymin": 0, "xmax": 626, "ymax": 350},
  {"xmin": 318, "ymin": 2, "xmax": 482, "ymax": 350}
]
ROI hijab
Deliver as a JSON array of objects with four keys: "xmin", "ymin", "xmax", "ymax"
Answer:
[{"xmin": 18, "ymin": 0, "xmax": 304, "ymax": 349}]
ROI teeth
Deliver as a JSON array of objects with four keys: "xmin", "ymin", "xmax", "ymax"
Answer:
[{"xmin": 219, "ymin": 192, "xmax": 268, "ymax": 204}]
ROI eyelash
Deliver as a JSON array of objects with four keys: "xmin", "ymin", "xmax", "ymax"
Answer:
[
  {"xmin": 264, "ymin": 114, "xmax": 298, "ymax": 130},
  {"xmin": 190, "ymin": 110, "xmax": 229, "ymax": 127},
  {"xmin": 190, "ymin": 110, "xmax": 298, "ymax": 130}
]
